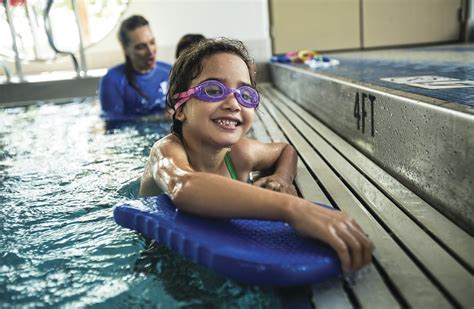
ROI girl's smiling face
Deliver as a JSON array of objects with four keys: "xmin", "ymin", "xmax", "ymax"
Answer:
[{"xmin": 177, "ymin": 52, "xmax": 256, "ymax": 148}]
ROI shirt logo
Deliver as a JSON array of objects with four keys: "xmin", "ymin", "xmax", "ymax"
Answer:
[{"xmin": 160, "ymin": 81, "xmax": 169, "ymax": 95}]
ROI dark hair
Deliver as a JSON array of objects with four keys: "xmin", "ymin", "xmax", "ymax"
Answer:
[
  {"xmin": 175, "ymin": 34, "xmax": 205, "ymax": 59},
  {"xmin": 118, "ymin": 15, "xmax": 150, "ymax": 99},
  {"xmin": 167, "ymin": 37, "xmax": 257, "ymax": 138}
]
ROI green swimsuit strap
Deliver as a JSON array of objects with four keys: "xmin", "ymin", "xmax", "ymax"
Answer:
[{"xmin": 224, "ymin": 152, "xmax": 239, "ymax": 180}]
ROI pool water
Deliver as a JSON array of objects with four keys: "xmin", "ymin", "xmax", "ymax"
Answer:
[{"xmin": 0, "ymin": 99, "xmax": 279, "ymax": 307}]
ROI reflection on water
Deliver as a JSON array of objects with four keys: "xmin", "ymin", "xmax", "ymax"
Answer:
[{"xmin": 0, "ymin": 100, "xmax": 277, "ymax": 308}]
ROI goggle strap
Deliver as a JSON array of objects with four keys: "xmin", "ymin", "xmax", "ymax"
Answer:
[
  {"xmin": 173, "ymin": 88, "xmax": 196, "ymax": 99},
  {"xmin": 173, "ymin": 88, "xmax": 197, "ymax": 110},
  {"xmin": 174, "ymin": 98, "xmax": 188, "ymax": 111}
]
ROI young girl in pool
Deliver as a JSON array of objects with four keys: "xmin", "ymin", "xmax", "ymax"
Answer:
[{"xmin": 140, "ymin": 38, "xmax": 373, "ymax": 273}]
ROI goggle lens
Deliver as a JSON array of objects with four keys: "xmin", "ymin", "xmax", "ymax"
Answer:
[
  {"xmin": 202, "ymin": 82, "xmax": 225, "ymax": 98},
  {"xmin": 238, "ymin": 86, "xmax": 259, "ymax": 106}
]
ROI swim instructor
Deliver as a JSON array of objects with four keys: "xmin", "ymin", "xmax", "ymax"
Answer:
[{"xmin": 98, "ymin": 15, "xmax": 171, "ymax": 120}]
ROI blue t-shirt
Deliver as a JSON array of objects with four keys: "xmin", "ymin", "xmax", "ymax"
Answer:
[{"xmin": 99, "ymin": 61, "xmax": 172, "ymax": 120}]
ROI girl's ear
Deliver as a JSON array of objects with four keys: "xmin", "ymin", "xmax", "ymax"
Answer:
[{"xmin": 175, "ymin": 107, "xmax": 186, "ymax": 121}]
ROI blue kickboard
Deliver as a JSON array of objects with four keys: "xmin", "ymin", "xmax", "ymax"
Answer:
[{"xmin": 113, "ymin": 194, "xmax": 341, "ymax": 286}]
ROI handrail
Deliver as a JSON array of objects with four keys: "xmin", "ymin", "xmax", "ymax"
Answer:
[
  {"xmin": 71, "ymin": 0, "xmax": 87, "ymax": 76},
  {"xmin": 43, "ymin": 0, "xmax": 81, "ymax": 78},
  {"xmin": 3, "ymin": 0, "xmax": 24, "ymax": 82},
  {"xmin": 0, "ymin": 61, "xmax": 12, "ymax": 83}
]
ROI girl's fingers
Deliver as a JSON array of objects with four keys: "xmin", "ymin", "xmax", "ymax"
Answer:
[
  {"xmin": 253, "ymin": 177, "xmax": 297, "ymax": 195},
  {"xmin": 271, "ymin": 181, "xmax": 281, "ymax": 190},
  {"xmin": 342, "ymin": 222, "xmax": 373, "ymax": 270},
  {"xmin": 327, "ymin": 233, "xmax": 351, "ymax": 273},
  {"xmin": 266, "ymin": 181, "xmax": 281, "ymax": 191},
  {"xmin": 293, "ymin": 207, "xmax": 373, "ymax": 272},
  {"xmin": 253, "ymin": 178, "xmax": 280, "ymax": 190},
  {"xmin": 253, "ymin": 178, "xmax": 265, "ymax": 187},
  {"xmin": 337, "ymin": 227, "xmax": 364, "ymax": 271},
  {"xmin": 349, "ymin": 224, "xmax": 373, "ymax": 265},
  {"xmin": 295, "ymin": 207, "xmax": 373, "ymax": 273}
]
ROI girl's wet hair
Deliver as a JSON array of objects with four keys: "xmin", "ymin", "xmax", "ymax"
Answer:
[
  {"xmin": 118, "ymin": 15, "xmax": 150, "ymax": 99},
  {"xmin": 167, "ymin": 37, "xmax": 257, "ymax": 138}
]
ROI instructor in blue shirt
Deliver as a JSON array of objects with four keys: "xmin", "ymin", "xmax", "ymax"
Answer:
[{"xmin": 99, "ymin": 15, "xmax": 171, "ymax": 120}]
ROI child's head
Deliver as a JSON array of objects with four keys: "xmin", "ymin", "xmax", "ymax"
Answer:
[
  {"xmin": 167, "ymin": 38, "xmax": 257, "ymax": 139},
  {"xmin": 175, "ymin": 34, "xmax": 206, "ymax": 59}
]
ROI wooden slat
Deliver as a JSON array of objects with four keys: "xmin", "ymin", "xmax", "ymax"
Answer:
[
  {"xmin": 348, "ymin": 265, "xmax": 402, "ymax": 309},
  {"xmin": 250, "ymin": 109, "xmax": 272, "ymax": 143},
  {"xmin": 311, "ymin": 278, "xmax": 353, "ymax": 309},
  {"xmin": 261, "ymin": 86, "xmax": 452, "ymax": 308}
]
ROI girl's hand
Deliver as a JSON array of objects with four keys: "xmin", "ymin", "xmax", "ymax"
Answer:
[
  {"xmin": 253, "ymin": 175, "xmax": 298, "ymax": 196},
  {"xmin": 288, "ymin": 201, "xmax": 373, "ymax": 273}
]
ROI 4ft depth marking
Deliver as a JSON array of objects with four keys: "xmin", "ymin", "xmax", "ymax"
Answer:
[{"xmin": 354, "ymin": 92, "xmax": 376, "ymax": 137}]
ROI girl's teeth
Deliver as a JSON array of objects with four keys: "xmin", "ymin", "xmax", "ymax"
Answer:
[{"xmin": 216, "ymin": 119, "xmax": 237, "ymax": 126}]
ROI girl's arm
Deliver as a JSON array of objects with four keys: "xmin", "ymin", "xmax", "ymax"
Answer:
[
  {"xmin": 234, "ymin": 138, "xmax": 298, "ymax": 195},
  {"xmin": 150, "ymin": 136, "xmax": 373, "ymax": 272}
]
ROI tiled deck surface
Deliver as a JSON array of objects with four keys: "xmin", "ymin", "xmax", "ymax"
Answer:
[{"xmin": 309, "ymin": 44, "xmax": 474, "ymax": 108}]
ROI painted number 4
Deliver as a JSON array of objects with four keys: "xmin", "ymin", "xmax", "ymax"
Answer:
[{"xmin": 354, "ymin": 92, "xmax": 376, "ymax": 137}]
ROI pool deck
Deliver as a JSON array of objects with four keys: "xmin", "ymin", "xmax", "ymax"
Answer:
[{"xmin": 327, "ymin": 44, "xmax": 473, "ymax": 108}]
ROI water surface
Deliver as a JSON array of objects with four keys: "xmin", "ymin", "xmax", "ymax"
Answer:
[{"xmin": 0, "ymin": 99, "xmax": 277, "ymax": 308}]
